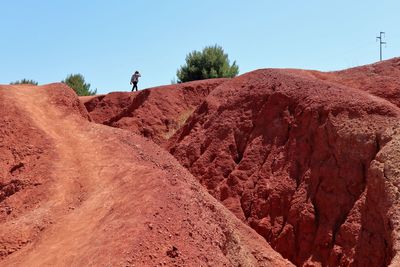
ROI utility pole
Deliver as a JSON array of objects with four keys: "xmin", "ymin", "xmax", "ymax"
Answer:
[{"xmin": 376, "ymin": 32, "xmax": 386, "ymax": 61}]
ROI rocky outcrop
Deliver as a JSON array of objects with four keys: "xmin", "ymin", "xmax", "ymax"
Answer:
[
  {"xmin": 168, "ymin": 69, "xmax": 400, "ymax": 266},
  {"xmin": 0, "ymin": 83, "xmax": 291, "ymax": 266},
  {"xmin": 294, "ymin": 57, "xmax": 400, "ymax": 108},
  {"xmin": 83, "ymin": 79, "xmax": 228, "ymax": 144}
]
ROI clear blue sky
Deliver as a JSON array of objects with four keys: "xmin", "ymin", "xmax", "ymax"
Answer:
[{"xmin": 1, "ymin": 0, "xmax": 399, "ymax": 94}]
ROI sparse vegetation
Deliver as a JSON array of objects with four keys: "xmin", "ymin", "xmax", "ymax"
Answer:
[
  {"xmin": 10, "ymin": 79, "xmax": 38, "ymax": 85},
  {"xmin": 62, "ymin": 74, "xmax": 96, "ymax": 96},
  {"xmin": 163, "ymin": 108, "xmax": 195, "ymax": 140},
  {"xmin": 177, "ymin": 45, "xmax": 239, "ymax": 83}
]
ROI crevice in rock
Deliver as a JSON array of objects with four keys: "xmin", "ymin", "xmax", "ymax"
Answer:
[
  {"xmin": 9, "ymin": 162, "xmax": 24, "ymax": 174},
  {"xmin": 0, "ymin": 180, "xmax": 25, "ymax": 203}
]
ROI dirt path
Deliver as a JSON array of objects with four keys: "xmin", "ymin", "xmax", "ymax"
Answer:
[
  {"xmin": 2, "ymin": 86, "xmax": 159, "ymax": 265},
  {"xmin": 0, "ymin": 85, "xmax": 292, "ymax": 266}
]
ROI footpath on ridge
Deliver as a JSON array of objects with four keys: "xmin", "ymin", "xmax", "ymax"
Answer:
[{"xmin": 0, "ymin": 84, "xmax": 291, "ymax": 266}]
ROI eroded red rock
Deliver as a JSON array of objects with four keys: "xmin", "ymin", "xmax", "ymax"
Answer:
[
  {"xmin": 3, "ymin": 58, "xmax": 400, "ymax": 267},
  {"xmin": 0, "ymin": 83, "xmax": 290, "ymax": 266},
  {"xmin": 292, "ymin": 57, "xmax": 400, "ymax": 108},
  {"xmin": 83, "ymin": 79, "xmax": 228, "ymax": 144},
  {"xmin": 168, "ymin": 67, "xmax": 400, "ymax": 266}
]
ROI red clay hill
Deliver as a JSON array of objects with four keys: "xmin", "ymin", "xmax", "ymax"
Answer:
[
  {"xmin": 292, "ymin": 57, "xmax": 400, "ymax": 107},
  {"xmin": 2, "ymin": 58, "xmax": 400, "ymax": 267},
  {"xmin": 83, "ymin": 58, "xmax": 400, "ymax": 266},
  {"xmin": 0, "ymin": 84, "xmax": 291, "ymax": 266},
  {"xmin": 84, "ymin": 79, "xmax": 227, "ymax": 145},
  {"xmin": 167, "ymin": 68, "xmax": 400, "ymax": 266}
]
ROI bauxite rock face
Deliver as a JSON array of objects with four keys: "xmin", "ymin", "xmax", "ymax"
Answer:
[
  {"xmin": 168, "ymin": 68, "xmax": 400, "ymax": 266},
  {"xmin": 0, "ymin": 83, "xmax": 291, "ymax": 267},
  {"xmin": 84, "ymin": 78, "xmax": 228, "ymax": 145},
  {"xmin": 4, "ymin": 58, "xmax": 400, "ymax": 266}
]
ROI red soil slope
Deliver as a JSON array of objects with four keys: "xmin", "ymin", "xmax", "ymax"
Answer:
[
  {"xmin": 0, "ymin": 84, "xmax": 291, "ymax": 266},
  {"xmin": 83, "ymin": 79, "xmax": 227, "ymax": 145},
  {"xmin": 293, "ymin": 57, "xmax": 400, "ymax": 107},
  {"xmin": 168, "ymin": 69, "xmax": 400, "ymax": 266}
]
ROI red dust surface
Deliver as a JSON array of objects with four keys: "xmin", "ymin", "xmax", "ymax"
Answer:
[
  {"xmin": 83, "ymin": 79, "xmax": 227, "ymax": 145},
  {"xmin": 3, "ymin": 58, "xmax": 400, "ymax": 267},
  {"xmin": 0, "ymin": 84, "xmax": 290, "ymax": 266},
  {"xmin": 291, "ymin": 57, "xmax": 400, "ymax": 107},
  {"xmin": 167, "ymin": 62, "xmax": 400, "ymax": 266},
  {"xmin": 76, "ymin": 59, "xmax": 400, "ymax": 266}
]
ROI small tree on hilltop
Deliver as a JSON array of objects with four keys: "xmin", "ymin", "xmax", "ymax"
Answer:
[
  {"xmin": 177, "ymin": 45, "xmax": 239, "ymax": 83},
  {"xmin": 10, "ymin": 79, "xmax": 38, "ymax": 85},
  {"xmin": 62, "ymin": 74, "xmax": 97, "ymax": 96}
]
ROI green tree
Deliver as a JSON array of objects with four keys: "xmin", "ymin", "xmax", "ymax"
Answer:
[
  {"xmin": 10, "ymin": 79, "xmax": 38, "ymax": 85},
  {"xmin": 177, "ymin": 45, "xmax": 239, "ymax": 83},
  {"xmin": 62, "ymin": 74, "xmax": 96, "ymax": 96}
]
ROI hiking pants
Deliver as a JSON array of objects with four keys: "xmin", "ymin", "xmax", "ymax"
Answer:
[{"xmin": 132, "ymin": 82, "xmax": 138, "ymax": 91}]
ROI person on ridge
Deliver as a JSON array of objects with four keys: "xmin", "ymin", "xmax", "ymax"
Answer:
[{"xmin": 130, "ymin": 71, "xmax": 141, "ymax": 91}]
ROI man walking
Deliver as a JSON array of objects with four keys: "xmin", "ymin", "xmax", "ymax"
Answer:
[{"xmin": 130, "ymin": 71, "xmax": 141, "ymax": 91}]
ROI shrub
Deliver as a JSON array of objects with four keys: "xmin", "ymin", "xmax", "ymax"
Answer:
[
  {"xmin": 62, "ymin": 74, "xmax": 96, "ymax": 96},
  {"xmin": 177, "ymin": 45, "xmax": 239, "ymax": 83}
]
